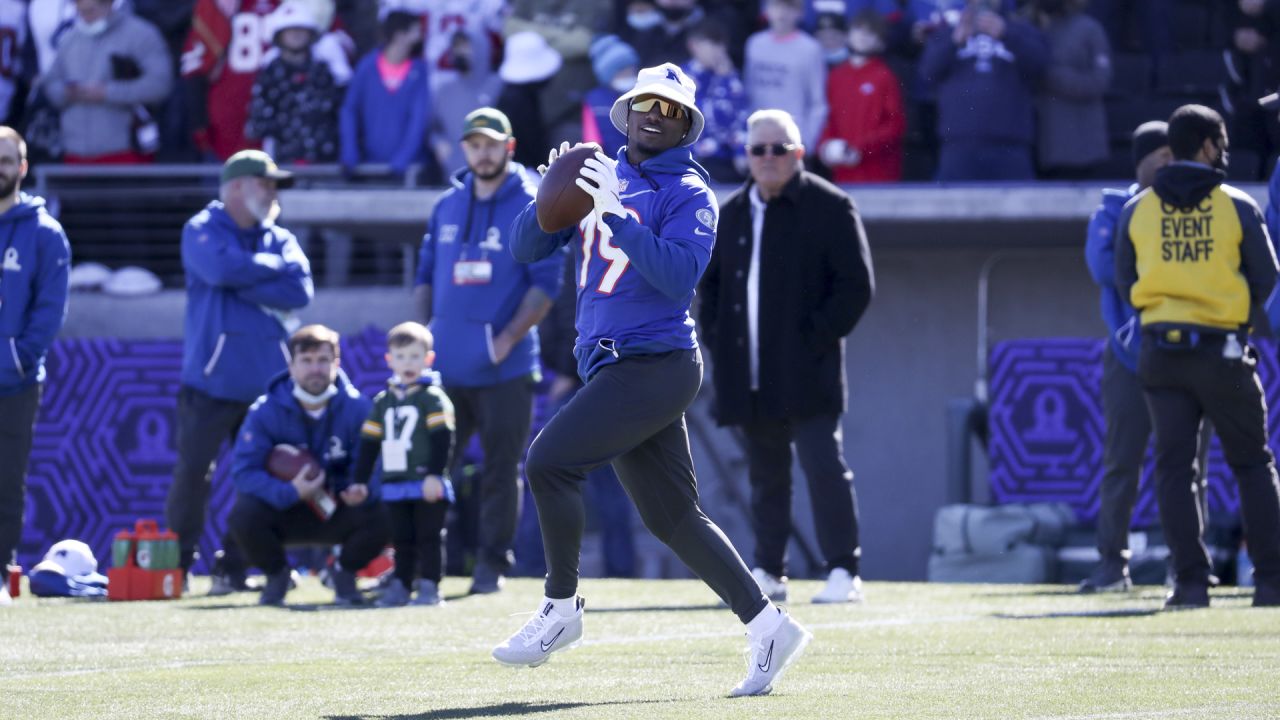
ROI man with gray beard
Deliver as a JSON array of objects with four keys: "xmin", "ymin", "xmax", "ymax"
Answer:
[{"xmin": 168, "ymin": 149, "xmax": 314, "ymax": 593}]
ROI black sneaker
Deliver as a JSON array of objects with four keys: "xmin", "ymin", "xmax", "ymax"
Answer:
[
  {"xmin": 1253, "ymin": 582, "xmax": 1280, "ymax": 607},
  {"xmin": 258, "ymin": 568, "xmax": 292, "ymax": 607},
  {"xmin": 207, "ymin": 550, "xmax": 250, "ymax": 597},
  {"xmin": 332, "ymin": 567, "xmax": 365, "ymax": 606},
  {"xmin": 1078, "ymin": 562, "xmax": 1132, "ymax": 594},
  {"xmin": 469, "ymin": 563, "xmax": 505, "ymax": 595},
  {"xmin": 1164, "ymin": 583, "xmax": 1210, "ymax": 610}
]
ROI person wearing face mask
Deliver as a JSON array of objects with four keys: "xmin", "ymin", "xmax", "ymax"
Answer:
[
  {"xmin": 431, "ymin": 31, "xmax": 504, "ymax": 178},
  {"xmin": 813, "ymin": 10, "xmax": 850, "ymax": 67},
  {"xmin": 340, "ymin": 9, "xmax": 432, "ymax": 179},
  {"xmin": 227, "ymin": 324, "xmax": 386, "ymax": 607},
  {"xmin": 1116, "ymin": 104, "xmax": 1280, "ymax": 610},
  {"xmin": 169, "ymin": 149, "xmax": 314, "ymax": 595},
  {"xmin": 39, "ymin": 0, "xmax": 171, "ymax": 162},
  {"xmin": 1032, "ymin": 0, "xmax": 1110, "ymax": 179},
  {"xmin": 582, "ymin": 35, "xmax": 639, "ymax": 158},
  {"xmin": 817, "ymin": 9, "xmax": 904, "ymax": 182},
  {"xmin": 684, "ymin": 19, "xmax": 750, "ymax": 183},
  {"xmin": 745, "ymin": 0, "xmax": 828, "ymax": 148}
]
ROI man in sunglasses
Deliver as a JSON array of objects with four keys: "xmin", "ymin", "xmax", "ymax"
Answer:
[
  {"xmin": 500, "ymin": 62, "xmax": 812, "ymax": 698},
  {"xmin": 700, "ymin": 108, "xmax": 874, "ymax": 607}
]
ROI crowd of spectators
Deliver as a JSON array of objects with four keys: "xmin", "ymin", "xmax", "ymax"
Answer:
[{"xmin": 0, "ymin": 0, "xmax": 1274, "ymax": 182}]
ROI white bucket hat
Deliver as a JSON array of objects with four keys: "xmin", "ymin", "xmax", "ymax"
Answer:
[
  {"xmin": 609, "ymin": 63, "xmax": 704, "ymax": 147},
  {"xmin": 499, "ymin": 32, "xmax": 563, "ymax": 84}
]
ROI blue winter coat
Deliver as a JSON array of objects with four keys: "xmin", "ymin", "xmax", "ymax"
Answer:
[
  {"xmin": 180, "ymin": 201, "xmax": 313, "ymax": 403},
  {"xmin": 0, "ymin": 194, "xmax": 69, "ymax": 395},
  {"xmin": 918, "ymin": 19, "xmax": 1049, "ymax": 145},
  {"xmin": 230, "ymin": 369, "xmax": 375, "ymax": 510},
  {"xmin": 339, "ymin": 51, "xmax": 431, "ymax": 173},
  {"xmin": 414, "ymin": 164, "xmax": 564, "ymax": 387},
  {"xmin": 1084, "ymin": 186, "xmax": 1139, "ymax": 371}
]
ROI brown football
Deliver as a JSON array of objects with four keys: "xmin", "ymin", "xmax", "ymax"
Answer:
[
  {"xmin": 267, "ymin": 444, "xmax": 322, "ymax": 482},
  {"xmin": 536, "ymin": 143, "xmax": 603, "ymax": 233}
]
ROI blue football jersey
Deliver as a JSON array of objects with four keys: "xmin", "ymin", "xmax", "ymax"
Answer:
[{"xmin": 511, "ymin": 145, "xmax": 718, "ymax": 380}]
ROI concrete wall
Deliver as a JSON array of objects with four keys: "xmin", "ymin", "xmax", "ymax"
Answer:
[{"xmin": 64, "ymin": 240, "xmax": 1108, "ymax": 580}]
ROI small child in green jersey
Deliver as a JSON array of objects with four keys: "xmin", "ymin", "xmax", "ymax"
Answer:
[{"xmin": 352, "ymin": 322, "xmax": 456, "ymax": 606}]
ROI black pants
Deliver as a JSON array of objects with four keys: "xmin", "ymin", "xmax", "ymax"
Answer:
[
  {"xmin": 1098, "ymin": 346, "xmax": 1211, "ymax": 565},
  {"xmin": 166, "ymin": 385, "xmax": 250, "ymax": 572},
  {"xmin": 1140, "ymin": 336, "xmax": 1280, "ymax": 587},
  {"xmin": 227, "ymin": 494, "xmax": 389, "ymax": 575},
  {"xmin": 0, "ymin": 384, "xmax": 41, "ymax": 574},
  {"xmin": 743, "ymin": 399, "xmax": 860, "ymax": 578},
  {"xmin": 525, "ymin": 349, "xmax": 768, "ymax": 624},
  {"xmin": 446, "ymin": 374, "xmax": 534, "ymax": 573},
  {"xmin": 387, "ymin": 499, "xmax": 450, "ymax": 585}
]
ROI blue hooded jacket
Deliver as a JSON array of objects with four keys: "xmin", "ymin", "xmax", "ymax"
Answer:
[
  {"xmin": 511, "ymin": 145, "xmax": 717, "ymax": 382},
  {"xmin": 1084, "ymin": 185, "xmax": 1139, "ymax": 371},
  {"xmin": 415, "ymin": 163, "xmax": 564, "ymax": 387},
  {"xmin": 180, "ymin": 201, "xmax": 313, "ymax": 403},
  {"xmin": 0, "ymin": 194, "xmax": 70, "ymax": 396},
  {"xmin": 339, "ymin": 51, "xmax": 431, "ymax": 173},
  {"xmin": 231, "ymin": 369, "xmax": 375, "ymax": 510}
]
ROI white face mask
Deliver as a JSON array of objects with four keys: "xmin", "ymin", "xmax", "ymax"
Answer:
[
  {"xmin": 292, "ymin": 382, "xmax": 338, "ymax": 406},
  {"xmin": 848, "ymin": 29, "xmax": 882, "ymax": 56},
  {"xmin": 76, "ymin": 16, "xmax": 109, "ymax": 36},
  {"xmin": 611, "ymin": 74, "xmax": 637, "ymax": 93}
]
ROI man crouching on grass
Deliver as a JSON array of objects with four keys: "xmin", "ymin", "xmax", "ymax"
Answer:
[{"xmin": 227, "ymin": 324, "xmax": 387, "ymax": 606}]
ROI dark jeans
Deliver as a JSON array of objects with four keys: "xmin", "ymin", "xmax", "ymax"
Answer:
[
  {"xmin": 524, "ymin": 349, "xmax": 767, "ymax": 624},
  {"xmin": 0, "ymin": 384, "xmax": 41, "ymax": 573},
  {"xmin": 1097, "ymin": 346, "xmax": 1210, "ymax": 565},
  {"xmin": 227, "ymin": 494, "xmax": 389, "ymax": 575},
  {"xmin": 1140, "ymin": 336, "xmax": 1280, "ymax": 587},
  {"xmin": 937, "ymin": 139, "xmax": 1035, "ymax": 181},
  {"xmin": 387, "ymin": 499, "xmax": 450, "ymax": 586},
  {"xmin": 743, "ymin": 399, "xmax": 860, "ymax": 578},
  {"xmin": 446, "ymin": 374, "xmax": 535, "ymax": 574},
  {"xmin": 166, "ymin": 385, "xmax": 249, "ymax": 573}
]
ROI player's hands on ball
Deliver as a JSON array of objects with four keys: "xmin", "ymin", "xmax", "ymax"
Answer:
[
  {"xmin": 422, "ymin": 475, "xmax": 445, "ymax": 502},
  {"xmin": 291, "ymin": 465, "xmax": 325, "ymax": 501},
  {"xmin": 538, "ymin": 141, "xmax": 572, "ymax": 177},
  {"xmin": 340, "ymin": 483, "xmax": 369, "ymax": 505},
  {"xmin": 576, "ymin": 151, "xmax": 625, "ymax": 221}
]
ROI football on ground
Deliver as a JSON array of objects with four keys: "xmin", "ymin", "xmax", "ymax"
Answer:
[{"xmin": 536, "ymin": 143, "xmax": 602, "ymax": 233}]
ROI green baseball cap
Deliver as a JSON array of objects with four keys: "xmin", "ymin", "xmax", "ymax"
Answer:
[
  {"xmin": 220, "ymin": 149, "xmax": 294, "ymax": 187},
  {"xmin": 461, "ymin": 107, "xmax": 512, "ymax": 141}
]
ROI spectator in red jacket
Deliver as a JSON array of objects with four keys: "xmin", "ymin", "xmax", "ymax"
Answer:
[{"xmin": 818, "ymin": 10, "xmax": 905, "ymax": 183}]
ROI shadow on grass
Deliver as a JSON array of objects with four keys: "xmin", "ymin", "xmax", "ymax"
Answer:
[
  {"xmin": 587, "ymin": 603, "xmax": 725, "ymax": 614},
  {"xmin": 993, "ymin": 608, "xmax": 1162, "ymax": 620},
  {"xmin": 975, "ymin": 588, "xmax": 1084, "ymax": 598},
  {"xmin": 325, "ymin": 698, "xmax": 680, "ymax": 719}
]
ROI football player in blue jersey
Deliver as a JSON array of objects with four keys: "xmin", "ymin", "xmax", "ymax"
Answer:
[{"xmin": 497, "ymin": 63, "xmax": 811, "ymax": 697}]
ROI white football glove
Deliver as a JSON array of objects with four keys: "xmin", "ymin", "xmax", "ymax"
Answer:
[
  {"xmin": 575, "ymin": 151, "xmax": 625, "ymax": 221},
  {"xmin": 537, "ymin": 141, "xmax": 572, "ymax": 177}
]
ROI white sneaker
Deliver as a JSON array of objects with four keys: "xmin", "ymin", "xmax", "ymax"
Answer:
[
  {"xmin": 492, "ymin": 597, "xmax": 585, "ymax": 667},
  {"xmin": 729, "ymin": 609, "xmax": 813, "ymax": 697},
  {"xmin": 751, "ymin": 568, "xmax": 789, "ymax": 602},
  {"xmin": 0, "ymin": 582, "xmax": 11, "ymax": 606},
  {"xmin": 812, "ymin": 568, "xmax": 863, "ymax": 604}
]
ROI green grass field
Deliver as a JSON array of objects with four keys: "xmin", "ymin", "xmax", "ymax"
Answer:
[{"xmin": 2, "ymin": 577, "xmax": 1278, "ymax": 719}]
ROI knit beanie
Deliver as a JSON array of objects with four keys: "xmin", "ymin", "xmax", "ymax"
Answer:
[
  {"xmin": 1132, "ymin": 121, "xmax": 1169, "ymax": 167},
  {"xmin": 590, "ymin": 35, "xmax": 640, "ymax": 86}
]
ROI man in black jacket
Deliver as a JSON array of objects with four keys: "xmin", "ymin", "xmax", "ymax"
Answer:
[{"xmin": 699, "ymin": 108, "xmax": 875, "ymax": 604}]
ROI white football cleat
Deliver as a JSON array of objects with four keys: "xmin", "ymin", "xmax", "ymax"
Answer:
[
  {"xmin": 492, "ymin": 597, "xmax": 585, "ymax": 667},
  {"xmin": 811, "ymin": 568, "xmax": 864, "ymax": 604},
  {"xmin": 730, "ymin": 609, "xmax": 813, "ymax": 697},
  {"xmin": 751, "ymin": 568, "xmax": 789, "ymax": 603}
]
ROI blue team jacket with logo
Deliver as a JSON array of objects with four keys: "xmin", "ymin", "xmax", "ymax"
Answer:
[
  {"xmin": 180, "ymin": 201, "xmax": 313, "ymax": 403},
  {"xmin": 230, "ymin": 369, "xmax": 376, "ymax": 510},
  {"xmin": 511, "ymin": 145, "xmax": 717, "ymax": 382},
  {"xmin": 0, "ymin": 194, "xmax": 70, "ymax": 396},
  {"xmin": 415, "ymin": 163, "xmax": 564, "ymax": 388}
]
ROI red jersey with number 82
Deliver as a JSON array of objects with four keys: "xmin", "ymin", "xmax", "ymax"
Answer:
[{"xmin": 181, "ymin": 0, "xmax": 281, "ymax": 160}]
